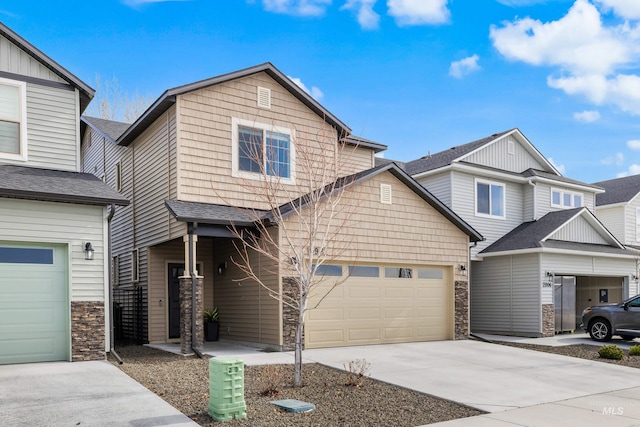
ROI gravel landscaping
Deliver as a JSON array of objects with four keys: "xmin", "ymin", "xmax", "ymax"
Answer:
[{"xmin": 109, "ymin": 345, "xmax": 482, "ymax": 426}]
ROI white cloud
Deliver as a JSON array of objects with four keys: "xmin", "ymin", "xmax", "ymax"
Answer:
[
  {"xmin": 449, "ymin": 54, "xmax": 481, "ymax": 79},
  {"xmin": 601, "ymin": 152, "xmax": 624, "ymax": 166},
  {"xmin": 573, "ymin": 110, "xmax": 600, "ymax": 122},
  {"xmin": 341, "ymin": 0, "xmax": 380, "ymax": 29},
  {"xmin": 387, "ymin": 0, "xmax": 450, "ymax": 26},
  {"xmin": 627, "ymin": 140, "xmax": 640, "ymax": 150},
  {"xmin": 288, "ymin": 76, "xmax": 324, "ymax": 100},
  {"xmin": 548, "ymin": 157, "xmax": 566, "ymax": 174},
  {"xmin": 617, "ymin": 164, "xmax": 640, "ymax": 177},
  {"xmin": 595, "ymin": 0, "xmax": 640, "ymax": 20},
  {"xmin": 496, "ymin": 0, "xmax": 549, "ymax": 5},
  {"xmin": 262, "ymin": 0, "xmax": 331, "ymax": 16},
  {"xmin": 491, "ymin": 0, "xmax": 640, "ymax": 115}
]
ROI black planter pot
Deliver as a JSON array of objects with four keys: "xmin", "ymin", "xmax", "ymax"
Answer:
[{"xmin": 205, "ymin": 321, "xmax": 220, "ymax": 342}]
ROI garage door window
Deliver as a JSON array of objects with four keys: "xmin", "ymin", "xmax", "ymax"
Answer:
[
  {"xmin": 418, "ymin": 268, "xmax": 443, "ymax": 280},
  {"xmin": 348, "ymin": 266, "xmax": 379, "ymax": 277},
  {"xmin": 385, "ymin": 267, "xmax": 413, "ymax": 278},
  {"xmin": 0, "ymin": 247, "xmax": 54, "ymax": 264},
  {"xmin": 315, "ymin": 264, "xmax": 342, "ymax": 277}
]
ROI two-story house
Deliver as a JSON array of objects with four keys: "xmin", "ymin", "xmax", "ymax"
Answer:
[
  {"xmin": 81, "ymin": 62, "xmax": 482, "ymax": 353},
  {"xmin": 398, "ymin": 129, "xmax": 638, "ymax": 338},
  {"xmin": 593, "ymin": 174, "xmax": 640, "ymax": 252},
  {"xmin": 0, "ymin": 23, "xmax": 128, "ymax": 364}
]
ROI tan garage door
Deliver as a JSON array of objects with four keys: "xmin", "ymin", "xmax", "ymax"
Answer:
[{"xmin": 305, "ymin": 264, "xmax": 452, "ymax": 349}]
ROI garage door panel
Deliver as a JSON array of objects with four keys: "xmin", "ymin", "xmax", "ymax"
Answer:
[
  {"xmin": 306, "ymin": 265, "xmax": 451, "ymax": 349},
  {"xmin": 0, "ymin": 243, "xmax": 69, "ymax": 364}
]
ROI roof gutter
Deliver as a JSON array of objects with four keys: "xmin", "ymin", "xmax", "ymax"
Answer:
[{"xmin": 478, "ymin": 246, "xmax": 638, "ymax": 259}]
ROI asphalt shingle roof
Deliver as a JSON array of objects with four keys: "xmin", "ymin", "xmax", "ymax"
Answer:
[
  {"xmin": 403, "ymin": 129, "xmax": 514, "ymax": 175},
  {"xmin": 82, "ymin": 116, "xmax": 131, "ymax": 142},
  {"xmin": 0, "ymin": 165, "xmax": 129, "ymax": 206},
  {"xmin": 593, "ymin": 174, "xmax": 640, "ymax": 206},
  {"xmin": 164, "ymin": 200, "xmax": 265, "ymax": 226},
  {"xmin": 480, "ymin": 208, "xmax": 584, "ymax": 253}
]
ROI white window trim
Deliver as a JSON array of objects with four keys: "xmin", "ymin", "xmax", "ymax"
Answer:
[
  {"xmin": 551, "ymin": 188, "xmax": 583, "ymax": 209},
  {"xmin": 231, "ymin": 117, "xmax": 296, "ymax": 185},
  {"xmin": 0, "ymin": 77, "xmax": 28, "ymax": 162},
  {"xmin": 636, "ymin": 207, "xmax": 640, "ymax": 243},
  {"xmin": 474, "ymin": 178, "xmax": 506, "ymax": 220}
]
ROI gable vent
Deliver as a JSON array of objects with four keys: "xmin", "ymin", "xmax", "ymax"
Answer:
[
  {"xmin": 257, "ymin": 86, "xmax": 271, "ymax": 109},
  {"xmin": 508, "ymin": 140, "xmax": 515, "ymax": 155},
  {"xmin": 380, "ymin": 183, "xmax": 392, "ymax": 204}
]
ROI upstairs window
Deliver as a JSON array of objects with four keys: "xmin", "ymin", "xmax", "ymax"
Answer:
[
  {"xmin": 232, "ymin": 118, "xmax": 294, "ymax": 183},
  {"xmin": 0, "ymin": 78, "xmax": 27, "ymax": 161},
  {"xmin": 551, "ymin": 188, "xmax": 583, "ymax": 209},
  {"xmin": 475, "ymin": 179, "xmax": 505, "ymax": 219}
]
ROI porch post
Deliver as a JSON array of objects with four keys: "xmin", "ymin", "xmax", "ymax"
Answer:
[{"xmin": 179, "ymin": 233, "xmax": 204, "ymax": 354}]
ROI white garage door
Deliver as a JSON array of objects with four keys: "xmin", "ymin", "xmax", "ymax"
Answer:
[
  {"xmin": 0, "ymin": 243, "xmax": 69, "ymax": 364},
  {"xmin": 306, "ymin": 264, "xmax": 452, "ymax": 349}
]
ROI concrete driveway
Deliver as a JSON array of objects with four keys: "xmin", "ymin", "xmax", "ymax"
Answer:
[{"xmin": 0, "ymin": 360, "xmax": 197, "ymax": 427}]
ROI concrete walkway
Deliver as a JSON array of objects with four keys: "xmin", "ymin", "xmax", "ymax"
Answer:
[{"xmin": 0, "ymin": 360, "xmax": 198, "ymax": 427}]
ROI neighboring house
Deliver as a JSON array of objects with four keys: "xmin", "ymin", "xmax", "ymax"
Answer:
[
  {"xmin": 593, "ymin": 174, "xmax": 640, "ymax": 250},
  {"xmin": 81, "ymin": 62, "xmax": 482, "ymax": 352},
  {"xmin": 397, "ymin": 129, "xmax": 639, "ymax": 337},
  {"xmin": 0, "ymin": 23, "xmax": 128, "ymax": 364}
]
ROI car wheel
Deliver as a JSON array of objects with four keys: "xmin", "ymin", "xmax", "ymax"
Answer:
[
  {"xmin": 589, "ymin": 319, "xmax": 612, "ymax": 342},
  {"xmin": 620, "ymin": 335, "xmax": 636, "ymax": 341}
]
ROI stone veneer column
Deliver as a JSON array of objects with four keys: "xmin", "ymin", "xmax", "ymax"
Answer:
[
  {"xmin": 179, "ymin": 276, "xmax": 204, "ymax": 354},
  {"xmin": 282, "ymin": 277, "xmax": 300, "ymax": 351},
  {"xmin": 542, "ymin": 304, "xmax": 555, "ymax": 337},
  {"xmin": 71, "ymin": 302, "xmax": 105, "ymax": 361},
  {"xmin": 454, "ymin": 281, "xmax": 469, "ymax": 340}
]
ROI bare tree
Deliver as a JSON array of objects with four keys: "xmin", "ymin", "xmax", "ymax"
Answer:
[
  {"xmin": 86, "ymin": 74, "xmax": 153, "ymax": 123},
  {"xmin": 226, "ymin": 120, "xmax": 363, "ymax": 387}
]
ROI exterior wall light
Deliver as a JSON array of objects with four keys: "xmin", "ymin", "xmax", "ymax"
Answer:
[
  {"xmin": 84, "ymin": 242, "xmax": 95, "ymax": 261},
  {"xmin": 459, "ymin": 264, "xmax": 467, "ymax": 276}
]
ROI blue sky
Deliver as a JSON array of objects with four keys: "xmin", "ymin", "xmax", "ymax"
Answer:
[{"xmin": 3, "ymin": 0, "xmax": 640, "ymax": 182}]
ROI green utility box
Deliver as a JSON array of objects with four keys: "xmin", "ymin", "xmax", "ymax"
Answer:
[{"xmin": 208, "ymin": 356, "xmax": 247, "ymax": 421}]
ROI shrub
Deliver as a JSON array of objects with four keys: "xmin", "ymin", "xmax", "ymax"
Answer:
[
  {"xmin": 629, "ymin": 345, "xmax": 640, "ymax": 356},
  {"xmin": 344, "ymin": 359, "xmax": 371, "ymax": 388},
  {"xmin": 259, "ymin": 364, "xmax": 287, "ymax": 397},
  {"xmin": 598, "ymin": 345, "xmax": 624, "ymax": 360}
]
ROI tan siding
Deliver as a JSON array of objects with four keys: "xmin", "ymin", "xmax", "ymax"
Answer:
[
  {"xmin": 176, "ymin": 72, "xmax": 374, "ymax": 209},
  {"xmin": 283, "ymin": 171, "xmax": 470, "ymax": 277},
  {"xmin": 214, "ymin": 236, "xmax": 280, "ymax": 346},
  {"xmin": 0, "ymin": 35, "xmax": 66, "ymax": 83},
  {"xmin": 147, "ymin": 238, "xmax": 215, "ymax": 343},
  {"xmin": 14, "ymin": 84, "xmax": 78, "ymax": 171},
  {"xmin": 0, "ymin": 198, "xmax": 105, "ymax": 301}
]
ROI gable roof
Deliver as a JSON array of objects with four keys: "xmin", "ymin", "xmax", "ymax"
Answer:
[
  {"xmin": 82, "ymin": 116, "xmax": 130, "ymax": 143},
  {"xmin": 593, "ymin": 174, "xmax": 640, "ymax": 206},
  {"xmin": 0, "ymin": 165, "xmax": 129, "ymax": 206},
  {"xmin": 404, "ymin": 128, "xmax": 560, "ymax": 177},
  {"xmin": 480, "ymin": 207, "xmax": 627, "ymax": 256},
  {"xmin": 114, "ymin": 63, "xmax": 385, "ymax": 154},
  {"xmin": 0, "ymin": 22, "xmax": 94, "ymax": 112},
  {"xmin": 164, "ymin": 163, "xmax": 483, "ymax": 242}
]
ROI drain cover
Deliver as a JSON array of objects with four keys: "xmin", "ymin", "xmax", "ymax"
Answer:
[{"xmin": 270, "ymin": 399, "xmax": 316, "ymax": 413}]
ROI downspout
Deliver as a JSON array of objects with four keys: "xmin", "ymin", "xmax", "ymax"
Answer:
[
  {"xmin": 188, "ymin": 222, "xmax": 204, "ymax": 359},
  {"xmin": 107, "ymin": 204, "xmax": 123, "ymax": 365},
  {"xmin": 528, "ymin": 179, "xmax": 537, "ymax": 221}
]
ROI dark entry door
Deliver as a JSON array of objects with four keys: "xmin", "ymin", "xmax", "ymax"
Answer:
[{"xmin": 168, "ymin": 263, "xmax": 184, "ymax": 339}]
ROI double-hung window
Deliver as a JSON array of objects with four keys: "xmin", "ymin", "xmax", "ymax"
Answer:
[
  {"xmin": 475, "ymin": 179, "xmax": 505, "ymax": 219},
  {"xmin": 0, "ymin": 77, "xmax": 27, "ymax": 161},
  {"xmin": 233, "ymin": 118, "xmax": 294, "ymax": 183}
]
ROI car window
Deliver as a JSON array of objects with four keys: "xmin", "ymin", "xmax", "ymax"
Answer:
[{"xmin": 628, "ymin": 297, "xmax": 640, "ymax": 308}]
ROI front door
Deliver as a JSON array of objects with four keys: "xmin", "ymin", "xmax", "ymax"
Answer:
[{"xmin": 167, "ymin": 263, "xmax": 202, "ymax": 339}]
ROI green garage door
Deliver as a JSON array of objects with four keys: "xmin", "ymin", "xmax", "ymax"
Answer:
[{"xmin": 0, "ymin": 243, "xmax": 69, "ymax": 364}]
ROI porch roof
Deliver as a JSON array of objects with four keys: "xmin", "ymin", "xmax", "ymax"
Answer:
[{"xmin": 164, "ymin": 199, "xmax": 266, "ymax": 226}]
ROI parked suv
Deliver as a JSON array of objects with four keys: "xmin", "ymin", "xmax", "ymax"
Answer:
[{"xmin": 580, "ymin": 294, "xmax": 640, "ymax": 342}]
